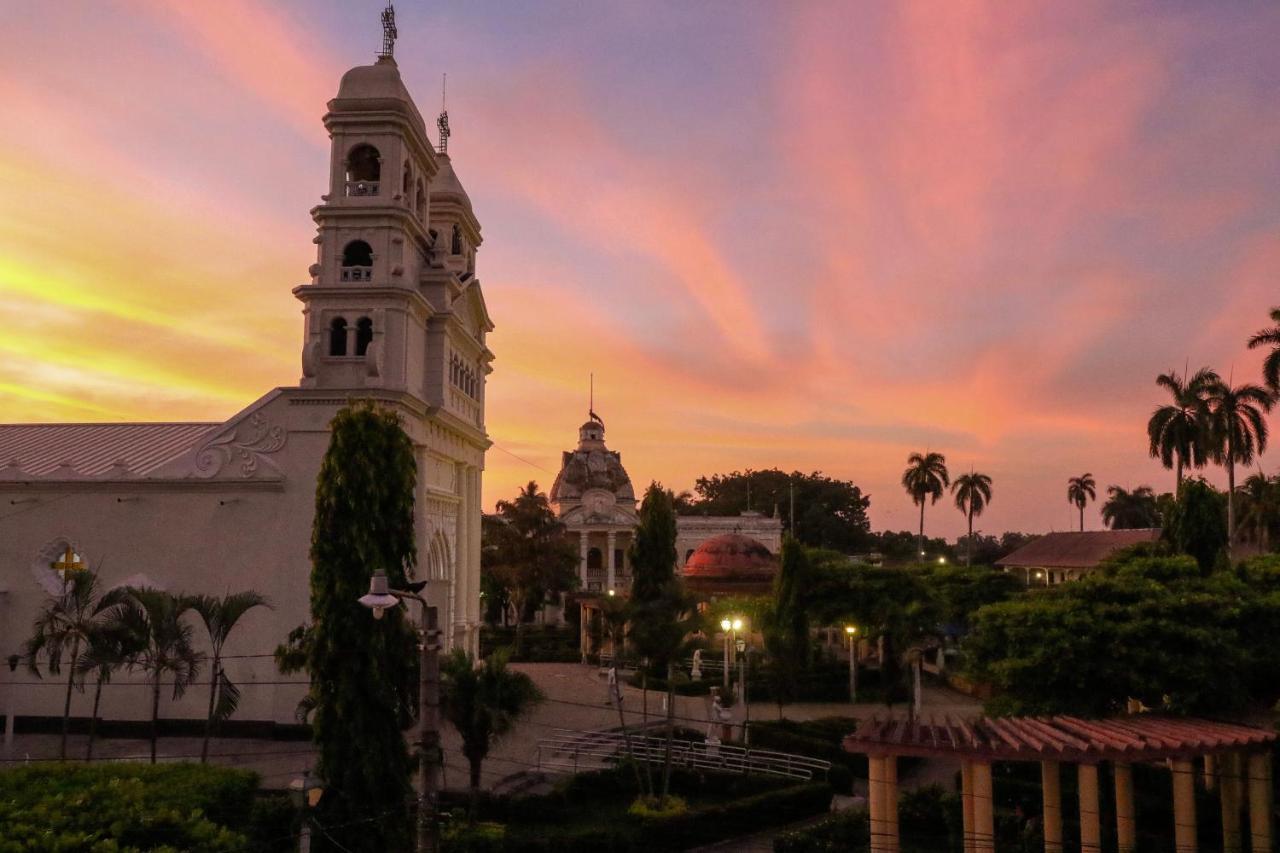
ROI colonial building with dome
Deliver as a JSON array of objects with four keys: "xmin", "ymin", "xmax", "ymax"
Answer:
[{"xmin": 0, "ymin": 44, "xmax": 492, "ymax": 728}]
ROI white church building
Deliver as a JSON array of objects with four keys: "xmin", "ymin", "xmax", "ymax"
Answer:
[{"xmin": 0, "ymin": 49, "xmax": 492, "ymax": 728}]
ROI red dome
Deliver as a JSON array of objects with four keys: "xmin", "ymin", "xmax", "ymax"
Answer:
[{"xmin": 682, "ymin": 533, "xmax": 778, "ymax": 595}]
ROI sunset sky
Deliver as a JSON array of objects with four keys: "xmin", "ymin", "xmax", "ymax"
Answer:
[{"xmin": 2, "ymin": 1, "xmax": 1279, "ymax": 537}]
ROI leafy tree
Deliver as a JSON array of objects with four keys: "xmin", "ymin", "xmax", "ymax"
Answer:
[
  {"xmin": 901, "ymin": 452, "xmax": 950, "ymax": 561},
  {"xmin": 1163, "ymin": 477, "xmax": 1229, "ymax": 574},
  {"xmin": 630, "ymin": 483, "xmax": 679, "ymax": 604},
  {"xmin": 111, "ymin": 588, "xmax": 204, "ymax": 764},
  {"xmin": 763, "ymin": 537, "xmax": 812, "ymax": 713},
  {"xmin": 1066, "ymin": 473, "xmax": 1096, "ymax": 531},
  {"xmin": 871, "ymin": 530, "xmax": 954, "ymax": 564},
  {"xmin": 924, "ymin": 564, "xmax": 1021, "ymax": 637},
  {"xmin": 440, "ymin": 649, "xmax": 542, "ymax": 815},
  {"xmin": 75, "ymin": 619, "xmax": 142, "ymax": 761},
  {"xmin": 1146, "ymin": 367, "xmax": 1218, "ymax": 490},
  {"xmin": 1237, "ymin": 470, "xmax": 1280, "ymax": 552},
  {"xmin": 189, "ymin": 591, "xmax": 271, "ymax": 763},
  {"xmin": 950, "ymin": 471, "xmax": 993, "ymax": 566},
  {"xmin": 23, "ymin": 570, "xmax": 120, "ymax": 760},
  {"xmin": 484, "ymin": 481, "xmax": 578, "ymax": 653},
  {"xmin": 681, "ymin": 469, "xmax": 871, "ymax": 552},
  {"xmin": 1101, "ymin": 485, "xmax": 1160, "ymax": 529},
  {"xmin": 1247, "ymin": 306, "xmax": 1280, "ymax": 391},
  {"xmin": 1204, "ymin": 378, "xmax": 1274, "ymax": 547},
  {"xmin": 305, "ymin": 401, "xmax": 419, "ymax": 852}
]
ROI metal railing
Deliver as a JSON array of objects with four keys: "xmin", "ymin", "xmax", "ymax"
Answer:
[
  {"xmin": 536, "ymin": 728, "xmax": 830, "ymax": 781},
  {"xmin": 345, "ymin": 180, "xmax": 380, "ymax": 197},
  {"xmin": 340, "ymin": 266, "xmax": 373, "ymax": 282}
]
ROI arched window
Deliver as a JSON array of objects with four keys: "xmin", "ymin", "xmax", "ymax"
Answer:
[
  {"xmin": 341, "ymin": 240, "xmax": 373, "ymax": 282},
  {"xmin": 328, "ymin": 317, "xmax": 348, "ymax": 356},
  {"xmin": 402, "ymin": 162, "xmax": 412, "ymax": 198},
  {"xmin": 451, "ymin": 224, "xmax": 462, "ymax": 255},
  {"xmin": 345, "ymin": 144, "xmax": 381, "ymax": 196},
  {"xmin": 416, "ymin": 178, "xmax": 427, "ymax": 218},
  {"xmin": 355, "ymin": 317, "xmax": 373, "ymax": 356},
  {"xmin": 614, "ymin": 549, "xmax": 625, "ymax": 570},
  {"xmin": 587, "ymin": 548, "xmax": 603, "ymax": 571},
  {"xmin": 685, "ymin": 549, "xmax": 695, "ymax": 563}
]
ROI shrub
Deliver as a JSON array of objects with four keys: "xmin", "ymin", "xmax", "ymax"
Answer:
[
  {"xmin": 774, "ymin": 807, "xmax": 870, "ymax": 853},
  {"xmin": 480, "ymin": 625, "xmax": 580, "ymax": 662},
  {"xmin": 627, "ymin": 794, "xmax": 689, "ymax": 819},
  {"xmin": 0, "ymin": 763, "xmax": 260, "ymax": 852}
]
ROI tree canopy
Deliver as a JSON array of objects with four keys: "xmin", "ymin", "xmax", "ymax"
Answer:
[{"xmin": 482, "ymin": 481, "xmax": 578, "ymax": 632}]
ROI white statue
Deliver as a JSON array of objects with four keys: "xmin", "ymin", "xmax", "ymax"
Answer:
[{"xmin": 691, "ymin": 649, "xmax": 703, "ymax": 680}]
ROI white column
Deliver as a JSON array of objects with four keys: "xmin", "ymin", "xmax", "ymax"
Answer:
[
  {"xmin": 579, "ymin": 532, "xmax": 589, "ymax": 587},
  {"xmin": 469, "ymin": 466, "xmax": 482, "ymax": 652},
  {"xmin": 451, "ymin": 464, "xmax": 467, "ymax": 650},
  {"xmin": 606, "ymin": 531, "xmax": 617, "ymax": 592}
]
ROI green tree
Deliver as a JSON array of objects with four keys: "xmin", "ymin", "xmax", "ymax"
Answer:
[
  {"xmin": 189, "ymin": 591, "xmax": 271, "ymax": 763},
  {"xmin": 1204, "ymin": 378, "xmax": 1274, "ymax": 548},
  {"xmin": 111, "ymin": 588, "xmax": 203, "ymax": 764},
  {"xmin": 1100, "ymin": 485, "xmax": 1160, "ymax": 530},
  {"xmin": 1163, "ymin": 477, "xmax": 1229, "ymax": 574},
  {"xmin": 305, "ymin": 401, "xmax": 419, "ymax": 852},
  {"xmin": 23, "ymin": 570, "xmax": 120, "ymax": 760},
  {"xmin": 763, "ymin": 537, "xmax": 812, "ymax": 714},
  {"xmin": 681, "ymin": 469, "xmax": 871, "ymax": 552},
  {"xmin": 950, "ymin": 471, "xmax": 993, "ymax": 566},
  {"xmin": 901, "ymin": 452, "xmax": 950, "ymax": 562},
  {"xmin": 75, "ymin": 619, "xmax": 142, "ymax": 761},
  {"xmin": 1237, "ymin": 470, "xmax": 1280, "ymax": 552},
  {"xmin": 1066, "ymin": 473, "xmax": 1096, "ymax": 531},
  {"xmin": 630, "ymin": 483, "xmax": 679, "ymax": 603},
  {"xmin": 1146, "ymin": 367, "xmax": 1218, "ymax": 490},
  {"xmin": 485, "ymin": 481, "xmax": 578, "ymax": 654},
  {"xmin": 1247, "ymin": 306, "xmax": 1280, "ymax": 391},
  {"xmin": 440, "ymin": 649, "xmax": 542, "ymax": 815}
]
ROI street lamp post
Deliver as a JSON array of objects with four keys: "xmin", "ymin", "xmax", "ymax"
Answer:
[
  {"xmin": 844, "ymin": 625, "xmax": 858, "ymax": 704},
  {"xmin": 360, "ymin": 570, "xmax": 442, "ymax": 853},
  {"xmin": 719, "ymin": 617, "xmax": 742, "ymax": 692},
  {"xmin": 736, "ymin": 635, "xmax": 749, "ymax": 744}
]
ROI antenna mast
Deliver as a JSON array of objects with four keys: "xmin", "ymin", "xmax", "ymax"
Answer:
[
  {"xmin": 437, "ymin": 74, "xmax": 451, "ymax": 154},
  {"xmin": 378, "ymin": 2, "xmax": 397, "ymax": 59}
]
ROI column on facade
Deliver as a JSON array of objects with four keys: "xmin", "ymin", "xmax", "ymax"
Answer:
[
  {"xmin": 451, "ymin": 464, "xmax": 467, "ymax": 648},
  {"xmin": 1041, "ymin": 760, "xmax": 1063, "ymax": 853},
  {"xmin": 1078, "ymin": 764, "xmax": 1101, "ymax": 853},
  {"xmin": 579, "ymin": 532, "xmax": 589, "ymax": 588},
  {"xmin": 869, "ymin": 756, "xmax": 889, "ymax": 853},
  {"xmin": 971, "ymin": 760, "xmax": 995, "ymax": 853},
  {"xmin": 469, "ymin": 466, "xmax": 482, "ymax": 649},
  {"xmin": 1248, "ymin": 751, "xmax": 1273, "ymax": 852},
  {"xmin": 960, "ymin": 761, "xmax": 975, "ymax": 853},
  {"xmin": 1171, "ymin": 758, "xmax": 1197, "ymax": 853},
  {"xmin": 1204, "ymin": 753, "xmax": 1217, "ymax": 790},
  {"xmin": 1221, "ymin": 751, "xmax": 1244, "ymax": 853},
  {"xmin": 606, "ymin": 531, "xmax": 616, "ymax": 592},
  {"xmin": 1114, "ymin": 761, "xmax": 1136, "ymax": 853},
  {"xmin": 885, "ymin": 755, "xmax": 899, "ymax": 853}
]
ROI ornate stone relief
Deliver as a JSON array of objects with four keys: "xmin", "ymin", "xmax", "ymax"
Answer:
[{"xmin": 193, "ymin": 413, "xmax": 287, "ymax": 479}]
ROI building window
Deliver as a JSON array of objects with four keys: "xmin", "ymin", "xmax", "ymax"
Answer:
[
  {"xmin": 402, "ymin": 162, "xmax": 412, "ymax": 199},
  {"xmin": 451, "ymin": 224, "xmax": 462, "ymax": 255},
  {"xmin": 416, "ymin": 178, "xmax": 427, "ymax": 219},
  {"xmin": 614, "ymin": 549, "xmax": 624, "ymax": 570},
  {"xmin": 355, "ymin": 317, "xmax": 373, "ymax": 356},
  {"xmin": 341, "ymin": 240, "xmax": 374, "ymax": 282},
  {"xmin": 328, "ymin": 317, "xmax": 348, "ymax": 356},
  {"xmin": 345, "ymin": 144, "xmax": 381, "ymax": 196},
  {"xmin": 587, "ymin": 548, "xmax": 603, "ymax": 570}
]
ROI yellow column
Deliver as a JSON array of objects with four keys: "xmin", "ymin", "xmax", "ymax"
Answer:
[
  {"xmin": 885, "ymin": 755, "xmax": 900, "ymax": 853},
  {"xmin": 1204, "ymin": 753, "xmax": 1217, "ymax": 791},
  {"xmin": 869, "ymin": 756, "xmax": 888, "ymax": 853},
  {"xmin": 1078, "ymin": 763, "xmax": 1102, "ymax": 853},
  {"xmin": 1221, "ymin": 752, "xmax": 1243, "ymax": 853},
  {"xmin": 1248, "ymin": 752, "xmax": 1272, "ymax": 853},
  {"xmin": 961, "ymin": 761, "xmax": 975, "ymax": 853},
  {"xmin": 972, "ymin": 760, "xmax": 995, "ymax": 853},
  {"xmin": 1172, "ymin": 758, "xmax": 1197, "ymax": 853},
  {"xmin": 1114, "ymin": 762, "xmax": 1136, "ymax": 853},
  {"xmin": 1041, "ymin": 760, "xmax": 1062, "ymax": 853}
]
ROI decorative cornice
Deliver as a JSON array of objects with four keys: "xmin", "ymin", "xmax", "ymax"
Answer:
[{"xmin": 193, "ymin": 412, "xmax": 287, "ymax": 479}]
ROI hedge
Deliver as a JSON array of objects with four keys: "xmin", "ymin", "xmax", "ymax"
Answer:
[
  {"xmin": 480, "ymin": 625, "xmax": 580, "ymax": 662},
  {"xmin": 749, "ymin": 718, "xmax": 863, "ymax": 794},
  {"xmin": 0, "ymin": 763, "xmax": 264, "ymax": 852}
]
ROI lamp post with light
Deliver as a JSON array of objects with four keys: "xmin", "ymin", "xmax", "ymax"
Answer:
[
  {"xmin": 844, "ymin": 625, "xmax": 858, "ymax": 704},
  {"xmin": 719, "ymin": 617, "xmax": 741, "ymax": 691},
  {"xmin": 359, "ymin": 570, "xmax": 441, "ymax": 853}
]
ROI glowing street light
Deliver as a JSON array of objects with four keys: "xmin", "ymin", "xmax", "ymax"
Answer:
[
  {"xmin": 844, "ymin": 625, "xmax": 858, "ymax": 703},
  {"xmin": 720, "ymin": 617, "xmax": 743, "ymax": 691}
]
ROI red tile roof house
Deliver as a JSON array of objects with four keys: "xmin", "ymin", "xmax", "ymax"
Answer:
[{"xmin": 995, "ymin": 529, "xmax": 1162, "ymax": 585}]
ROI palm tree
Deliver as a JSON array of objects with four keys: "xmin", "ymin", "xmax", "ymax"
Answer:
[
  {"xmin": 1238, "ymin": 469, "xmax": 1280, "ymax": 551},
  {"xmin": 189, "ymin": 591, "xmax": 271, "ymax": 763},
  {"xmin": 75, "ymin": 621, "xmax": 141, "ymax": 761},
  {"xmin": 440, "ymin": 649, "xmax": 542, "ymax": 816},
  {"xmin": 23, "ymin": 570, "xmax": 118, "ymax": 759},
  {"xmin": 112, "ymin": 588, "xmax": 203, "ymax": 763},
  {"xmin": 950, "ymin": 471, "xmax": 993, "ymax": 566},
  {"xmin": 1101, "ymin": 485, "xmax": 1160, "ymax": 530},
  {"xmin": 1067, "ymin": 474, "xmax": 1096, "ymax": 531},
  {"xmin": 1204, "ymin": 378, "xmax": 1275, "ymax": 548},
  {"xmin": 1147, "ymin": 367, "xmax": 1219, "ymax": 489},
  {"xmin": 1248, "ymin": 306, "xmax": 1280, "ymax": 391},
  {"xmin": 901, "ymin": 452, "xmax": 949, "ymax": 561}
]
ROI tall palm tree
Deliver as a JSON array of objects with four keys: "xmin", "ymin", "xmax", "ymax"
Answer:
[
  {"xmin": 1204, "ymin": 378, "xmax": 1275, "ymax": 548},
  {"xmin": 1067, "ymin": 474, "xmax": 1097, "ymax": 532},
  {"xmin": 112, "ymin": 588, "xmax": 203, "ymax": 764},
  {"xmin": 75, "ymin": 621, "xmax": 141, "ymax": 761},
  {"xmin": 901, "ymin": 452, "xmax": 949, "ymax": 562},
  {"xmin": 23, "ymin": 570, "xmax": 118, "ymax": 760},
  {"xmin": 1247, "ymin": 306, "xmax": 1280, "ymax": 391},
  {"xmin": 189, "ymin": 591, "xmax": 271, "ymax": 763},
  {"xmin": 1101, "ymin": 485, "xmax": 1160, "ymax": 530},
  {"xmin": 1238, "ymin": 469, "xmax": 1280, "ymax": 552},
  {"xmin": 440, "ymin": 649, "xmax": 542, "ymax": 816},
  {"xmin": 951, "ymin": 471, "xmax": 993, "ymax": 566},
  {"xmin": 1147, "ymin": 367, "xmax": 1218, "ymax": 489}
]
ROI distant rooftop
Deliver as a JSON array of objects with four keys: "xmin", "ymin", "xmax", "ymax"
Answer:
[{"xmin": 996, "ymin": 529, "xmax": 1161, "ymax": 570}]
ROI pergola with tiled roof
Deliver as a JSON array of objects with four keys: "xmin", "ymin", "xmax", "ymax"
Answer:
[{"xmin": 843, "ymin": 714, "xmax": 1275, "ymax": 853}]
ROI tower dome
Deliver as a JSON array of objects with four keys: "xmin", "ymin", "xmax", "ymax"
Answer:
[
  {"xmin": 549, "ymin": 417, "xmax": 634, "ymax": 506},
  {"xmin": 682, "ymin": 533, "xmax": 778, "ymax": 595},
  {"xmin": 330, "ymin": 56, "xmax": 427, "ymax": 136}
]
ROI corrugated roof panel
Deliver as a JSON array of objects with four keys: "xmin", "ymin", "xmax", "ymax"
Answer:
[{"xmin": 0, "ymin": 423, "xmax": 221, "ymax": 476}]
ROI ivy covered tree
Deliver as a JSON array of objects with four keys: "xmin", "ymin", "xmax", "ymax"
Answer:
[
  {"xmin": 305, "ymin": 402, "xmax": 420, "ymax": 852},
  {"xmin": 1163, "ymin": 477, "xmax": 1229, "ymax": 573}
]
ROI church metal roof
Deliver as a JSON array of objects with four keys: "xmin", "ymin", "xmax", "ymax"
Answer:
[{"xmin": 0, "ymin": 422, "xmax": 220, "ymax": 477}]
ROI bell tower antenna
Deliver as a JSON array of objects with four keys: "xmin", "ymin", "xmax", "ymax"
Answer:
[
  {"xmin": 437, "ymin": 74, "xmax": 451, "ymax": 154},
  {"xmin": 378, "ymin": 2, "xmax": 397, "ymax": 59}
]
